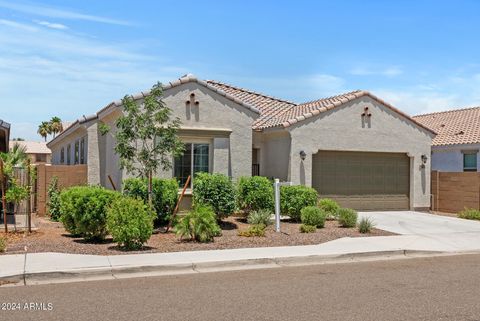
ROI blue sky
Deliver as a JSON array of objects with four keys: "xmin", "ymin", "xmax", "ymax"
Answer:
[{"xmin": 1, "ymin": 0, "xmax": 480, "ymax": 141}]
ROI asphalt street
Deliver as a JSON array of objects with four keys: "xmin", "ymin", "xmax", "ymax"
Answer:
[{"xmin": 1, "ymin": 254, "xmax": 480, "ymax": 321}]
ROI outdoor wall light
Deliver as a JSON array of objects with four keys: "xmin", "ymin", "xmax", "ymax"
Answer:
[
  {"xmin": 421, "ymin": 154, "xmax": 428, "ymax": 164},
  {"xmin": 299, "ymin": 150, "xmax": 306, "ymax": 161}
]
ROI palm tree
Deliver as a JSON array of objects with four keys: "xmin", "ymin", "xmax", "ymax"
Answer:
[
  {"xmin": 37, "ymin": 121, "xmax": 51, "ymax": 142},
  {"xmin": 7, "ymin": 143, "xmax": 27, "ymax": 167},
  {"xmin": 50, "ymin": 117, "xmax": 63, "ymax": 138}
]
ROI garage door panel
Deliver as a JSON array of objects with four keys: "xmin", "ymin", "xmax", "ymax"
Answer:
[{"xmin": 312, "ymin": 151, "xmax": 410, "ymax": 211}]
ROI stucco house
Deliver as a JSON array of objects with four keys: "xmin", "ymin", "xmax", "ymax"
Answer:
[
  {"xmin": 47, "ymin": 74, "xmax": 435, "ymax": 211},
  {"xmin": 10, "ymin": 141, "xmax": 52, "ymax": 164},
  {"xmin": 414, "ymin": 107, "xmax": 480, "ymax": 172},
  {"xmin": 0, "ymin": 119, "xmax": 10, "ymax": 153}
]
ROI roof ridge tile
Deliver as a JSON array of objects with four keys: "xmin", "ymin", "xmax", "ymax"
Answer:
[
  {"xmin": 413, "ymin": 106, "xmax": 480, "ymax": 118},
  {"xmin": 206, "ymin": 80, "xmax": 297, "ymax": 105}
]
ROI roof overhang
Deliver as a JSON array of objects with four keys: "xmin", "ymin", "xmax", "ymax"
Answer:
[{"xmin": 47, "ymin": 114, "xmax": 96, "ymax": 148}]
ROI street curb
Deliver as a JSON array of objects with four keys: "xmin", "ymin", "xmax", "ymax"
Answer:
[{"xmin": 0, "ymin": 249, "xmax": 465, "ymax": 286}]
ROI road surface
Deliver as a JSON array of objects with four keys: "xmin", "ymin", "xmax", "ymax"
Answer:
[{"xmin": 1, "ymin": 254, "xmax": 480, "ymax": 321}]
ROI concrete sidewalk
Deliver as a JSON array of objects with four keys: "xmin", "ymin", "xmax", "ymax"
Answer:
[
  {"xmin": 1, "ymin": 233, "xmax": 479, "ymax": 286},
  {"xmin": 2, "ymin": 211, "xmax": 480, "ymax": 286}
]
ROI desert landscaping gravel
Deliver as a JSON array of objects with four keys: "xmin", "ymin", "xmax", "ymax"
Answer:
[{"xmin": 0, "ymin": 216, "xmax": 393, "ymax": 256}]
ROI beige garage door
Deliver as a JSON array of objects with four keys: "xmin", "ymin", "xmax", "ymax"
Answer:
[{"xmin": 312, "ymin": 151, "xmax": 410, "ymax": 211}]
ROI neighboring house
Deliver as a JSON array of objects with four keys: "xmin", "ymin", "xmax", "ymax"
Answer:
[
  {"xmin": 47, "ymin": 74, "xmax": 435, "ymax": 211},
  {"xmin": 414, "ymin": 107, "xmax": 480, "ymax": 172},
  {"xmin": 0, "ymin": 119, "xmax": 10, "ymax": 153},
  {"xmin": 10, "ymin": 141, "xmax": 52, "ymax": 164}
]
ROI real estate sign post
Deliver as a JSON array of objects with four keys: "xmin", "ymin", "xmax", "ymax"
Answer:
[{"xmin": 274, "ymin": 179, "xmax": 292, "ymax": 233}]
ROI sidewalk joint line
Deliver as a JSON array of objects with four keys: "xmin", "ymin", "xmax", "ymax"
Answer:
[{"xmin": 22, "ymin": 251, "xmax": 27, "ymax": 286}]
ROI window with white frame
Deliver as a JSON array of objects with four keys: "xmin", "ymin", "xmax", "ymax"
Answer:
[
  {"xmin": 74, "ymin": 140, "xmax": 80, "ymax": 165},
  {"xmin": 66, "ymin": 144, "xmax": 71, "ymax": 165},
  {"xmin": 60, "ymin": 147, "xmax": 65, "ymax": 164},
  {"xmin": 463, "ymin": 152, "xmax": 478, "ymax": 172},
  {"xmin": 80, "ymin": 137, "xmax": 85, "ymax": 164},
  {"xmin": 174, "ymin": 142, "xmax": 210, "ymax": 187}
]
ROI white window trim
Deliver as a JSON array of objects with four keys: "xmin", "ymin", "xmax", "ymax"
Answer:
[
  {"xmin": 173, "ymin": 138, "xmax": 213, "ymax": 191},
  {"xmin": 463, "ymin": 151, "xmax": 478, "ymax": 172}
]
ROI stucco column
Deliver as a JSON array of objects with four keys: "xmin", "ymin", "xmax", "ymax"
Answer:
[
  {"xmin": 289, "ymin": 148, "xmax": 312, "ymax": 186},
  {"xmin": 87, "ymin": 123, "xmax": 101, "ymax": 185},
  {"xmin": 213, "ymin": 137, "xmax": 230, "ymax": 176}
]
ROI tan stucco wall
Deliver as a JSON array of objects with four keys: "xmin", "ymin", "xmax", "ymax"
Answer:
[
  {"xmin": 36, "ymin": 164, "xmax": 87, "ymax": 216},
  {"xmin": 96, "ymin": 82, "xmax": 258, "ymax": 189},
  {"xmin": 253, "ymin": 130, "xmax": 290, "ymax": 180},
  {"xmin": 286, "ymin": 96, "xmax": 433, "ymax": 209},
  {"xmin": 26, "ymin": 153, "xmax": 51, "ymax": 164}
]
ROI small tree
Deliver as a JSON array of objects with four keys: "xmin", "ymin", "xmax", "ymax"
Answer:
[
  {"xmin": 47, "ymin": 176, "xmax": 62, "ymax": 221},
  {"xmin": 0, "ymin": 147, "xmax": 31, "ymax": 232},
  {"xmin": 114, "ymin": 82, "xmax": 184, "ymax": 204}
]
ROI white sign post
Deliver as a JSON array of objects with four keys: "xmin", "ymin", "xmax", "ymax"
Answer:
[{"xmin": 273, "ymin": 179, "xmax": 292, "ymax": 233}]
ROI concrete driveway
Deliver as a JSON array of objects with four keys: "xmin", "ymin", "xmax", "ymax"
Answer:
[{"xmin": 358, "ymin": 211, "xmax": 480, "ymax": 235}]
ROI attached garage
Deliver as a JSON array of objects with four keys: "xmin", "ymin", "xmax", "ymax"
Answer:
[{"xmin": 312, "ymin": 151, "xmax": 410, "ymax": 210}]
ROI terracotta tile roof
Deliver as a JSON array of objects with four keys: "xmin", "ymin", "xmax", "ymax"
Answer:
[
  {"xmin": 206, "ymin": 80, "xmax": 296, "ymax": 129},
  {"xmin": 413, "ymin": 107, "xmax": 480, "ymax": 146},
  {"xmin": 270, "ymin": 90, "xmax": 366, "ymax": 128},
  {"xmin": 49, "ymin": 74, "xmax": 435, "ymax": 146},
  {"xmin": 10, "ymin": 141, "xmax": 51, "ymax": 154},
  {"xmin": 205, "ymin": 82, "xmax": 434, "ymax": 134}
]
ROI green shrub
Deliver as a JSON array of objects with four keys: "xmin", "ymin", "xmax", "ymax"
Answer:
[
  {"xmin": 238, "ymin": 224, "xmax": 266, "ymax": 237},
  {"xmin": 300, "ymin": 206, "xmax": 326, "ymax": 228},
  {"xmin": 237, "ymin": 176, "xmax": 274, "ymax": 212},
  {"xmin": 247, "ymin": 209, "xmax": 273, "ymax": 226},
  {"xmin": 318, "ymin": 198, "xmax": 340, "ymax": 220},
  {"xmin": 47, "ymin": 176, "xmax": 62, "ymax": 221},
  {"xmin": 338, "ymin": 208, "xmax": 358, "ymax": 228},
  {"xmin": 193, "ymin": 172, "xmax": 236, "ymax": 219},
  {"xmin": 0, "ymin": 237, "xmax": 6, "ymax": 252},
  {"xmin": 59, "ymin": 186, "xmax": 120, "ymax": 240},
  {"xmin": 280, "ymin": 185, "xmax": 318, "ymax": 221},
  {"xmin": 299, "ymin": 224, "xmax": 316, "ymax": 233},
  {"xmin": 358, "ymin": 217, "xmax": 375, "ymax": 233},
  {"xmin": 458, "ymin": 208, "xmax": 480, "ymax": 221},
  {"xmin": 175, "ymin": 205, "xmax": 221, "ymax": 243},
  {"xmin": 122, "ymin": 178, "xmax": 178, "ymax": 224},
  {"xmin": 106, "ymin": 196, "xmax": 156, "ymax": 250}
]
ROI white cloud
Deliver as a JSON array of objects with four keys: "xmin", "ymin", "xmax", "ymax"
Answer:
[
  {"xmin": 350, "ymin": 65, "xmax": 403, "ymax": 77},
  {"xmin": 0, "ymin": 1, "xmax": 130, "ymax": 26},
  {"xmin": 308, "ymin": 74, "xmax": 346, "ymax": 95},
  {"xmin": 0, "ymin": 18, "xmax": 38, "ymax": 31},
  {"xmin": 0, "ymin": 18, "xmax": 187, "ymax": 140},
  {"xmin": 34, "ymin": 20, "xmax": 68, "ymax": 30},
  {"xmin": 373, "ymin": 89, "xmax": 458, "ymax": 116}
]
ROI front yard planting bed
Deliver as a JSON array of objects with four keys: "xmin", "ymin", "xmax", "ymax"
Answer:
[{"xmin": 0, "ymin": 216, "xmax": 394, "ymax": 256}]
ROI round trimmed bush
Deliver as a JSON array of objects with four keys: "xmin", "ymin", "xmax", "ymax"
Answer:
[
  {"xmin": 193, "ymin": 172, "xmax": 236, "ymax": 219},
  {"xmin": 318, "ymin": 198, "xmax": 340, "ymax": 220},
  {"xmin": 106, "ymin": 196, "xmax": 156, "ymax": 250},
  {"xmin": 60, "ymin": 186, "xmax": 120, "ymax": 240},
  {"xmin": 338, "ymin": 208, "xmax": 358, "ymax": 228},
  {"xmin": 237, "ymin": 176, "xmax": 274, "ymax": 212},
  {"xmin": 280, "ymin": 185, "xmax": 318, "ymax": 221},
  {"xmin": 300, "ymin": 206, "xmax": 326, "ymax": 228},
  {"xmin": 122, "ymin": 178, "xmax": 179, "ymax": 224}
]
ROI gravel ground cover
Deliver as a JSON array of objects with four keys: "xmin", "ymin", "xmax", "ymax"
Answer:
[{"xmin": 0, "ymin": 216, "xmax": 394, "ymax": 255}]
